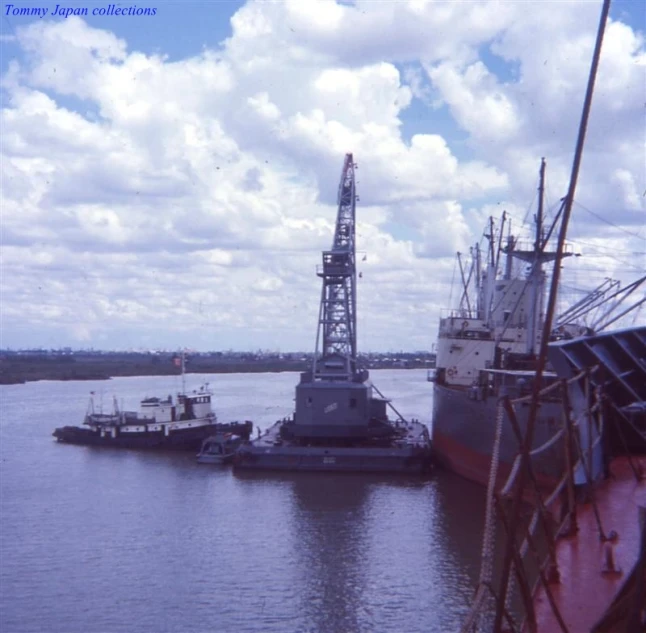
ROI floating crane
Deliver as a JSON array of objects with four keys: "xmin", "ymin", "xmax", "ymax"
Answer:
[
  {"xmin": 233, "ymin": 154, "xmax": 432, "ymax": 472},
  {"xmin": 286, "ymin": 153, "xmax": 385, "ymax": 440}
]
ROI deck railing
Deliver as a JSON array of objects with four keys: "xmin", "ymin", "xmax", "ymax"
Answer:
[{"xmin": 459, "ymin": 366, "xmax": 637, "ymax": 633}]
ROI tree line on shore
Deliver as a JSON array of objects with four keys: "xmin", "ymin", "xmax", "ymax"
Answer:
[{"xmin": 0, "ymin": 350, "xmax": 436, "ymax": 385}]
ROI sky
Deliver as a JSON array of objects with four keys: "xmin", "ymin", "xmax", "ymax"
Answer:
[{"xmin": 1, "ymin": 0, "xmax": 644, "ymax": 352}]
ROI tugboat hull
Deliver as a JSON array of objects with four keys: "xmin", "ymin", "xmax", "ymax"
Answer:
[{"xmin": 53, "ymin": 421, "xmax": 253, "ymax": 452}]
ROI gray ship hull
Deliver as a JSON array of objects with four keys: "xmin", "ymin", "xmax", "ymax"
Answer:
[
  {"xmin": 432, "ymin": 383, "xmax": 564, "ymax": 488},
  {"xmin": 234, "ymin": 421, "xmax": 432, "ymax": 475}
]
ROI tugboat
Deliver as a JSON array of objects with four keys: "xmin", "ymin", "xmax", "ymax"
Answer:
[
  {"xmin": 53, "ymin": 354, "xmax": 253, "ymax": 451},
  {"xmin": 234, "ymin": 154, "xmax": 432, "ymax": 474}
]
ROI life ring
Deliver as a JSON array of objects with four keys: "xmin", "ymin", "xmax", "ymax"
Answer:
[
  {"xmin": 447, "ymin": 367, "xmax": 457, "ymax": 377},
  {"xmin": 462, "ymin": 321, "xmax": 469, "ymax": 329}
]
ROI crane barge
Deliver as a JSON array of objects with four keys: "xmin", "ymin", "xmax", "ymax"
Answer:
[{"xmin": 234, "ymin": 154, "xmax": 432, "ymax": 474}]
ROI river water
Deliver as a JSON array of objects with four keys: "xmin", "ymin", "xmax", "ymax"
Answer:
[{"xmin": 0, "ymin": 369, "xmax": 488, "ymax": 633}]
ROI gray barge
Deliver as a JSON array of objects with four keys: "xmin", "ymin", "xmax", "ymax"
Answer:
[
  {"xmin": 234, "ymin": 154, "xmax": 432, "ymax": 475},
  {"xmin": 235, "ymin": 380, "xmax": 432, "ymax": 474}
]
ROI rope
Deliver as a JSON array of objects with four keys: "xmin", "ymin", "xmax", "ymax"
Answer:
[
  {"xmin": 481, "ymin": 402, "xmax": 505, "ymax": 585},
  {"xmin": 461, "ymin": 401, "xmax": 506, "ymax": 633},
  {"xmin": 501, "ymin": 454, "xmax": 523, "ymax": 497},
  {"xmin": 460, "ymin": 366, "xmax": 605, "ymax": 631}
]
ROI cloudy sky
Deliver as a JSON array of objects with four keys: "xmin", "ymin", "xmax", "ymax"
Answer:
[{"xmin": 1, "ymin": 0, "xmax": 644, "ymax": 352}]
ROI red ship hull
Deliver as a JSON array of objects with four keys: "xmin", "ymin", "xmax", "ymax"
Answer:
[{"xmin": 433, "ymin": 430, "xmax": 559, "ymax": 493}]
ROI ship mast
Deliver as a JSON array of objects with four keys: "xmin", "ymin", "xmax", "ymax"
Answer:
[
  {"xmin": 312, "ymin": 153, "xmax": 358, "ymax": 381},
  {"xmin": 493, "ymin": 0, "xmax": 612, "ymax": 626},
  {"xmin": 499, "ymin": 158, "xmax": 566, "ymax": 353},
  {"xmin": 484, "ymin": 214, "xmax": 505, "ymax": 325},
  {"xmin": 526, "ymin": 158, "xmax": 547, "ymax": 355},
  {"xmin": 181, "ymin": 350, "xmax": 186, "ymax": 395},
  {"xmin": 535, "ymin": 158, "xmax": 545, "ymax": 253}
]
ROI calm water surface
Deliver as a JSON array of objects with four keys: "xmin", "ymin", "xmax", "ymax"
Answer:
[{"xmin": 1, "ymin": 369, "xmax": 487, "ymax": 633}]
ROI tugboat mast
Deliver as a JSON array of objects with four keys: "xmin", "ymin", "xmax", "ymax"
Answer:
[{"xmin": 313, "ymin": 153, "xmax": 358, "ymax": 382}]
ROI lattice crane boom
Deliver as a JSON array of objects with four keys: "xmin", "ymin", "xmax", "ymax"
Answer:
[{"xmin": 313, "ymin": 154, "xmax": 358, "ymax": 381}]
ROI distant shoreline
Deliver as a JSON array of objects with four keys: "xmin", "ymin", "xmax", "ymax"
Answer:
[{"xmin": 0, "ymin": 354, "xmax": 434, "ymax": 385}]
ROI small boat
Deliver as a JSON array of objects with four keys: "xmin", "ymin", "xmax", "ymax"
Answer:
[{"xmin": 196, "ymin": 432, "xmax": 245, "ymax": 464}]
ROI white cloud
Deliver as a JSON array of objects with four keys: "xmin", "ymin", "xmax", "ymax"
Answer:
[
  {"xmin": 1, "ymin": 2, "xmax": 644, "ymax": 351},
  {"xmin": 428, "ymin": 62, "xmax": 521, "ymax": 143}
]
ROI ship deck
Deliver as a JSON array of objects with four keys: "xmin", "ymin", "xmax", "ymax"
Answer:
[
  {"xmin": 252, "ymin": 418, "xmax": 429, "ymax": 448},
  {"xmin": 526, "ymin": 456, "xmax": 646, "ymax": 632}
]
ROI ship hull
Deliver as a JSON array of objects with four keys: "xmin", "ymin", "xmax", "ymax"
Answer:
[
  {"xmin": 53, "ymin": 421, "xmax": 252, "ymax": 452},
  {"xmin": 235, "ymin": 421, "xmax": 432, "ymax": 475},
  {"xmin": 235, "ymin": 446, "xmax": 432, "ymax": 474},
  {"xmin": 432, "ymin": 383, "xmax": 563, "ymax": 489}
]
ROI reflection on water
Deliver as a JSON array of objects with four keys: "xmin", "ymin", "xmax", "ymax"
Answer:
[
  {"xmin": 1, "ymin": 371, "xmax": 489, "ymax": 633},
  {"xmin": 291, "ymin": 474, "xmax": 374, "ymax": 633},
  {"xmin": 233, "ymin": 469, "xmax": 487, "ymax": 633}
]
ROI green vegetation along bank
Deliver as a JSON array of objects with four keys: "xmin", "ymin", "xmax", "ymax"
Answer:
[{"xmin": 0, "ymin": 351, "xmax": 435, "ymax": 385}]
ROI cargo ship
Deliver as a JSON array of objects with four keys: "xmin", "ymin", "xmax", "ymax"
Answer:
[
  {"xmin": 431, "ymin": 158, "xmax": 583, "ymax": 488},
  {"xmin": 234, "ymin": 154, "xmax": 432, "ymax": 474},
  {"xmin": 53, "ymin": 356, "xmax": 253, "ymax": 451},
  {"xmin": 459, "ymin": 3, "xmax": 646, "ymax": 629},
  {"xmin": 430, "ymin": 159, "xmax": 643, "ymax": 489}
]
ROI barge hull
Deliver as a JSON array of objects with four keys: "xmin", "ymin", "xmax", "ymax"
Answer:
[
  {"xmin": 235, "ymin": 449, "xmax": 431, "ymax": 474},
  {"xmin": 234, "ymin": 421, "xmax": 432, "ymax": 475}
]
